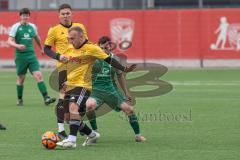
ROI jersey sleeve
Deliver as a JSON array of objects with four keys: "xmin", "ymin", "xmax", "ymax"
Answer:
[
  {"xmin": 91, "ymin": 45, "xmax": 109, "ymax": 60},
  {"xmin": 44, "ymin": 27, "xmax": 55, "ymax": 46},
  {"xmin": 8, "ymin": 23, "xmax": 20, "ymax": 38}
]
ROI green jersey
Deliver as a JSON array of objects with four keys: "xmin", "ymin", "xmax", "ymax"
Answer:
[
  {"xmin": 91, "ymin": 53, "xmax": 125, "ymax": 111},
  {"xmin": 92, "ymin": 53, "xmax": 121, "ymax": 90},
  {"xmin": 9, "ymin": 22, "xmax": 37, "ymax": 58}
]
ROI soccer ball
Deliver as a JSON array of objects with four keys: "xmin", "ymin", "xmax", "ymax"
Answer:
[{"xmin": 41, "ymin": 131, "xmax": 59, "ymax": 149}]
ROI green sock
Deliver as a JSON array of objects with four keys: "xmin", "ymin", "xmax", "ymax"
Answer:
[
  {"xmin": 128, "ymin": 114, "xmax": 140, "ymax": 135},
  {"xmin": 17, "ymin": 85, "xmax": 23, "ymax": 99},
  {"xmin": 89, "ymin": 118, "xmax": 98, "ymax": 131},
  {"xmin": 37, "ymin": 81, "xmax": 48, "ymax": 98},
  {"xmin": 87, "ymin": 111, "xmax": 98, "ymax": 130}
]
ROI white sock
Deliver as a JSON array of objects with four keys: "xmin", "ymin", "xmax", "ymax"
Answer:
[
  {"xmin": 58, "ymin": 123, "xmax": 65, "ymax": 132},
  {"xmin": 68, "ymin": 135, "xmax": 76, "ymax": 142}
]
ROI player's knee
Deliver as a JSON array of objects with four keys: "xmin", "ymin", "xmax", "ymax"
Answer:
[
  {"xmin": 17, "ymin": 76, "xmax": 25, "ymax": 85},
  {"xmin": 33, "ymin": 71, "xmax": 43, "ymax": 82},
  {"xmin": 69, "ymin": 103, "xmax": 80, "ymax": 120},
  {"xmin": 86, "ymin": 98, "xmax": 97, "ymax": 111},
  {"xmin": 127, "ymin": 107, "xmax": 134, "ymax": 116},
  {"xmin": 69, "ymin": 102, "xmax": 79, "ymax": 114},
  {"xmin": 121, "ymin": 103, "xmax": 134, "ymax": 115},
  {"xmin": 17, "ymin": 79, "xmax": 24, "ymax": 85}
]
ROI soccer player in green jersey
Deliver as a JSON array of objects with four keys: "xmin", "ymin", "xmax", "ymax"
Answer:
[
  {"xmin": 86, "ymin": 36, "xmax": 146, "ymax": 142},
  {"xmin": 7, "ymin": 8, "xmax": 56, "ymax": 106}
]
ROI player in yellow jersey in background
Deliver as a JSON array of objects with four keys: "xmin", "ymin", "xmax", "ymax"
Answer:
[
  {"xmin": 44, "ymin": 4, "xmax": 90, "ymax": 139},
  {"xmin": 55, "ymin": 26, "xmax": 136, "ymax": 148}
]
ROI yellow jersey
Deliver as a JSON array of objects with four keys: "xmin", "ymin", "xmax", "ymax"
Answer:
[
  {"xmin": 44, "ymin": 22, "xmax": 88, "ymax": 70},
  {"xmin": 65, "ymin": 40, "xmax": 109, "ymax": 91}
]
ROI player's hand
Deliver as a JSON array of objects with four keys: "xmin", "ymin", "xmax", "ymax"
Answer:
[
  {"xmin": 59, "ymin": 55, "xmax": 69, "ymax": 63},
  {"xmin": 125, "ymin": 91, "xmax": 132, "ymax": 102},
  {"xmin": 124, "ymin": 64, "xmax": 137, "ymax": 73},
  {"xmin": 17, "ymin": 44, "xmax": 26, "ymax": 51}
]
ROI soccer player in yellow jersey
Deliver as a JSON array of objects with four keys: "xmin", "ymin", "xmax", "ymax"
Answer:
[
  {"xmin": 56, "ymin": 26, "xmax": 136, "ymax": 148},
  {"xmin": 44, "ymin": 4, "xmax": 89, "ymax": 139}
]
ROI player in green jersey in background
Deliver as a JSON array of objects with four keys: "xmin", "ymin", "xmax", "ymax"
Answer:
[
  {"xmin": 86, "ymin": 36, "xmax": 146, "ymax": 142},
  {"xmin": 7, "ymin": 8, "xmax": 56, "ymax": 106}
]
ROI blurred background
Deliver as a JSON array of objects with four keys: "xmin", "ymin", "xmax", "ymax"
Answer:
[
  {"xmin": 1, "ymin": 0, "xmax": 240, "ymax": 10},
  {"xmin": 1, "ymin": 0, "xmax": 240, "ymax": 68}
]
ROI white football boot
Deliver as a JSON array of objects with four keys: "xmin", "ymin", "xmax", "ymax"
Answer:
[
  {"xmin": 82, "ymin": 131, "xmax": 100, "ymax": 146},
  {"xmin": 57, "ymin": 139, "xmax": 76, "ymax": 148}
]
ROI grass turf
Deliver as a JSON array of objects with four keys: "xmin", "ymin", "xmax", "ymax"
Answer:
[{"xmin": 0, "ymin": 69, "xmax": 239, "ymax": 160}]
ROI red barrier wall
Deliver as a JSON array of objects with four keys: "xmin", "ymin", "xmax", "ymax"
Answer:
[{"xmin": 1, "ymin": 9, "xmax": 240, "ymax": 61}]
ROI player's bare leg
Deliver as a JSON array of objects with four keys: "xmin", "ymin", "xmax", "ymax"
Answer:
[
  {"xmin": 85, "ymin": 98, "xmax": 99, "ymax": 142},
  {"xmin": 57, "ymin": 101, "xmax": 99, "ymax": 148},
  {"xmin": 121, "ymin": 102, "xmax": 146, "ymax": 142},
  {"xmin": 86, "ymin": 98, "xmax": 98, "ymax": 132}
]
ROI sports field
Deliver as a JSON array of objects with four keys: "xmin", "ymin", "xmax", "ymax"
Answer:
[{"xmin": 0, "ymin": 69, "xmax": 239, "ymax": 160}]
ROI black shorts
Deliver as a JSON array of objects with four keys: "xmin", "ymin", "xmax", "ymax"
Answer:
[
  {"xmin": 58, "ymin": 70, "xmax": 67, "ymax": 90},
  {"xmin": 63, "ymin": 87, "xmax": 91, "ymax": 114}
]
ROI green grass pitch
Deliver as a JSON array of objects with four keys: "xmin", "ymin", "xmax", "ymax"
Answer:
[{"xmin": 0, "ymin": 69, "xmax": 239, "ymax": 160}]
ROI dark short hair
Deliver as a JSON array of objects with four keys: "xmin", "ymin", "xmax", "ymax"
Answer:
[
  {"xmin": 98, "ymin": 36, "xmax": 111, "ymax": 45},
  {"xmin": 68, "ymin": 26, "xmax": 83, "ymax": 34},
  {"xmin": 19, "ymin": 8, "xmax": 30, "ymax": 16},
  {"xmin": 58, "ymin": 3, "xmax": 72, "ymax": 12}
]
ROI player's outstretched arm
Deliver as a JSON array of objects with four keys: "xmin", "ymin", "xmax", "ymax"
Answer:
[
  {"xmin": 43, "ymin": 45, "xmax": 69, "ymax": 63},
  {"xmin": 124, "ymin": 64, "xmax": 137, "ymax": 73},
  {"xmin": 43, "ymin": 45, "xmax": 59, "ymax": 60},
  {"xmin": 104, "ymin": 56, "xmax": 137, "ymax": 73}
]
